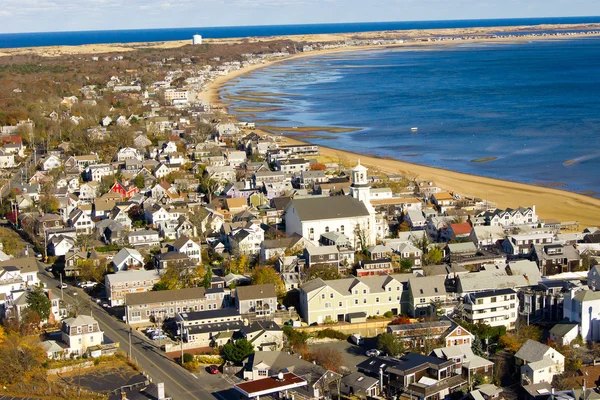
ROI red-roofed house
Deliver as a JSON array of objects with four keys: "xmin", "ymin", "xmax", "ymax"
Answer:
[{"xmin": 441, "ymin": 222, "xmax": 473, "ymax": 242}]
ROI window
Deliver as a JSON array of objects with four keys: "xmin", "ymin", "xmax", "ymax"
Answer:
[
  {"xmin": 76, "ymin": 326, "xmax": 82, "ymax": 334},
  {"xmin": 389, "ymin": 297, "xmax": 392, "ymax": 302},
  {"xmin": 354, "ymin": 290, "xmax": 358, "ymax": 295},
  {"xmin": 88, "ymin": 325, "xmax": 93, "ymax": 332},
  {"xmin": 325, "ymin": 227, "xmax": 329, "ymax": 233},
  {"xmin": 340, "ymin": 225, "xmax": 344, "ymax": 233},
  {"xmin": 388, "ymin": 287, "xmax": 392, "ymax": 292},
  {"xmin": 355, "ymin": 299, "xmax": 359, "ymax": 305},
  {"xmin": 339, "ymin": 302, "xmax": 343, "ymax": 307},
  {"xmin": 330, "ymin": 293, "xmax": 334, "ymax": 299},
  {"xmin": 491, "ymin": 297, "xmax": 497, "ymax": 303},
  {"xmin": 325, "ymin": 302, "xmax": 331, "ymax": 308},
  {"xmin": 363, "ymin": 299, "xmax": 367, "ymax": 304},
  {"xmin": 477, "ymin": 299, "xmax": 483, "ymax": 305},
  {"xmin": 321, "ymin": 294, "xmax": 325, "ymax": 300},
  {"xmin": 375, "ymin": 297, "xmax": 379, "ymax": 303},
  {"xmin": 363, "ymin": 290, "xmax": 367, "ymax": 294},
  {"xmin": 420, "ymin": 298, "xmax": 426, "ymax": 303},
  {"xmin": 258, "ymin": 370, "xmax": 267, "ymax": 377}
]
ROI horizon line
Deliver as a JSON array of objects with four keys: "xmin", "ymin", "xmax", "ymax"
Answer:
[{"xmin": 2, "ymin": 15, "xmax": 600, "ymax": 36}]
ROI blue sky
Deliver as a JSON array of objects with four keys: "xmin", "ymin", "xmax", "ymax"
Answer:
[{"xmin": 1, "ymin": 0, "xmax": 600, "ymax": 33}]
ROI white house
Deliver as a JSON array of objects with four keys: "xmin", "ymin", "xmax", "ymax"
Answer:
[
  {"xmin": 79, "ymin": 182, "xmax": 99, "ymax": 202},
  {"xmin": 128, "ymin": 229, "xmax": 160, "ymax": 248},
  {"xmin": 563, "ymin": 288, "xmax": 600, "ymax": 342},
  {"xmin": 86, "ymin": 164, "xmax": 114, "ymax": 182},
  {"xmin": 0, "ymin": 149, "xmax": 16, "ymax": 168},
  {"xmin": 42, "ymin": 155, "xmax": 62, "ymax": 171},
  {"xmin": 68, "ymin": 209, "xmax": 94, "ymax": 234},
  {"xmin": 463, "ymin": 288, "xmax": 518, "ymax": 330},
  {"xmin": 171, "ymin": 235, "xmax": 202, "ymax": 264},
  {"xmin": 515, "ymin": 339, "xmax": 564, "ymax": 385},
  {"xmin": 116, "ymin": 147, "xmax": 144, "ymax": 162},
  {"xmin": 59, "ymin": 315, "xmax": 104, "ymax": 357},
  {"xmin": 112, "ymin": 248, "xmax": 144, "ymax": 272}
]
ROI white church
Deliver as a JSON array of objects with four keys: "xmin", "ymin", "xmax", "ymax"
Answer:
[{"xmin": 284, "ymin": 161, "xmax": 385, "ymax": 248}]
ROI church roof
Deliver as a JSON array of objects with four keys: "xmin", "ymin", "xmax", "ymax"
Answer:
[{"xmin": 288, "ymin": 196, "xmax": 370, "ymax": 221}]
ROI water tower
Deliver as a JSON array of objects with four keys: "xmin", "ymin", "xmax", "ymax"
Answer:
[{"xmin": 192, "ymin": 34, "xmax": 202, "ymax": 45}]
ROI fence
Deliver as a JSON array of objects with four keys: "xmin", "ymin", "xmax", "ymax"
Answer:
[{"xmin": 297, "ymin": 319, "xmax": 392, "ymax": 337}]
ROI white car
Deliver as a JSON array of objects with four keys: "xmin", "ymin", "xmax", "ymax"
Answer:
[
  {"xmin": 365, "ymin": 349, "xmax": 381, "ymax": 357},
  {"xmin": 58, "ymin": 283, "xmax": 67, "ymax": 289}
]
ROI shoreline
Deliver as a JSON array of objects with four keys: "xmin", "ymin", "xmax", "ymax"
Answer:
[{"xmin": 202, "ymin": 36, "xmax": 600, "ymax": 228}]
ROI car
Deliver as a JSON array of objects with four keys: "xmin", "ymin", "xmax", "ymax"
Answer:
[
  {"xmin": 95, "ymin": 298, "xmax": 102, "ymax": 304},
  {"xmin": 72, "ymin": 291, "xmax": 78, "ymax": 296},
  {"xmin": 101, "ymin": 302, "xmax": 109, "ymax": 308},
  {"xmin": 151, "ymin": 334, "xmax": 167, "ymax": 341},
  {"xmin": 208, "ymin": 365, "xmax": 219, "ymax": 374},
  {"xmin": 35, "ymin": 253, "xmax": 42, "ymax": 260},
  {"xmin": 365, "ymin": 349, "xmax": 381, "ymax": 357},
  {"xmin": 58, "ymin": 283, "xmax": 67, "ymax": 289}
]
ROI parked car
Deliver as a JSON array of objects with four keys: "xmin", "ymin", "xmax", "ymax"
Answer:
[
  {"xmin": 35, "ymin": 253, "xmax": 42, "ymax": 260},
  {"xmin": 101, "ymin": 301, "xmax": 110, "ymax": 308},
  {"xmin": 208, "ymin": 365, "xmax": 219, "ymax": 374},
  {"xmin": 365, "ymin": 349, "xmax": 381, "ymax": 357},
  {"xmin": 151, "ymin": 334, "xmax": 167, "ymax": 341},
  {"xmin": 350, "ymin": 333, "xmax": 364, "ymax": 345},
  {"xmin": 58, "ymin": 283, "xmax": 67, "ymax": 289}
]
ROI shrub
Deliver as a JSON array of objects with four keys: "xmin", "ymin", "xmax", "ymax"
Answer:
[
  {"xmin": 314, "ymin": 329, "xmax": 348, "ymax": 340},
  {"xmin": 183, "ymin": 361, "xmax": 199, "ymax": 372},
  {"xmin": 196, "ymin": 355, "xmax": 222, "ymax": 364},
  {"xmin": 383, "ymin": 311, "xmax": 394, "ymax": 318},
  {"xmin": 183, "ymin": 353, "xmax": 195, "ymax": 363}
]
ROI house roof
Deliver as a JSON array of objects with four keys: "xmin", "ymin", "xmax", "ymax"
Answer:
[
  {"xmin": 447, "ymin": 242, "xmax": 477, "ymax": 254},
  {"xmin": 0, "ymin": 257, "xmax": 40, "ymax": 274},
  {"xmin": 172, "ymin": 234, "xmax": 193, "ymax": 249},
  {"xmin": 105, "ymin": 269, "xmax": 160, "ymax": 284},
  {"xmin": 449, "ymin": 222, "xmax": 473, "ymax": 235},
  {"xmin": 179, "ymin": 307, "xmax": 240, "ymax": 322},
  {"xmin": 126, "ymin": 287, "xmax": 206, "ymax": 306},
  {"xmin": 112, "ymin": 248, "xmax": 143, "ymax": 267},
  {"xmin": 340, "ymin": 372, "xmax": 378, "ymax": 391},
  {"xmin": 236, "ymin": 284, "xmax": 277, "ymax": 301},
  {"xmin": 226, "ymin": 197, "xmax": 248, "ymax": 209},
  {"xmin": 409, "ymin": 276, "xmax": 447, "ymax": 298},
  {"xmin": 287, "ymin": 196, "xmax": 370, "ymax": 221},
  {"xmin": 573, "ymin": 289, "xmax": 600, "ymax": 303},
  {"xmin": 234, "ymin": 372, "xmax": 307, "ymax": 397},
  {"xmin": 63, "ymin": 314, "xmax": 98, "ymax": 327},
  {"xmin": 514, "ymin": 339, "xmax": 555, "ymax": 363}
]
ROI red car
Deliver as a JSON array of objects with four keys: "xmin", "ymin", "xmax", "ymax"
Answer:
[{"xmin": 208, "ymin": 365, "xmax": 219, "ymax": 374}]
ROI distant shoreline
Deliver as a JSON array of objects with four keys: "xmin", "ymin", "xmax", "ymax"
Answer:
[{"xmin": 203, "ymin": 30, "xmax": 600, "ymax": 227}]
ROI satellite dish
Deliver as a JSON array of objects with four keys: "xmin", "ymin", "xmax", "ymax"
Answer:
[{"xmin": 278, "ymin": 372, "xmax": 284, "ymax": 381}]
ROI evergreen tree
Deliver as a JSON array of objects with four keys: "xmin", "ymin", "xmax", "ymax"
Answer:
[
  {"xmin": 26, "ymin": 286, "xmax": 51, "ymax": 321},
  {"xmin": 222, "ymin": 338, "xmax": 254, "ymax": 364}
]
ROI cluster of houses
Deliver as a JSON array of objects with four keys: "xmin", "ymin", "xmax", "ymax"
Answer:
[{"xmin": 1, "ymin": 47, "xmax": 600, "ymax": 400}]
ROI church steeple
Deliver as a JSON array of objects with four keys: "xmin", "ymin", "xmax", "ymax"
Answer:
[{"xmin": 350, "ymin": 160, "xmax": 371, "ymax": 209}]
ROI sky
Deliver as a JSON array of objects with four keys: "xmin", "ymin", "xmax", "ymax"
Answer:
[{"xmin": 1, "ymin": 0, "xmax": 600, "ymax": 33}]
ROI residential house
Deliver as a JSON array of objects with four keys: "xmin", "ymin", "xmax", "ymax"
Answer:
[
  {"xmin": 41, "ymin": 154, "xmax": 62, "ymax": 171},
  {"xmin": 462, "ymin": 288, "xmax": 518, "ymax": 330},
  {"xmin": 259, "ymin": 234, "xmax": 306, "ymax": 263},
  {"xmin": 304, "ymin": 245, "xmax": 340, "ymax": 269},
  {"xmin": 530, "ymin": 243, "xmax": 581, "ymax": 276},
  {"xmin": 387, "ymin": 320, "xmax": 454, "ymax": 348},
  {"xmin": 355, "ymin": 259, "xmax": 394, "ymax": 277},
  {"xmin": 0, "ymin": 149, "xmax": 16, "ymax": 168},
  {"xmin": 125, "ymin": 287, "xmax": 210, "ymax": 324},
  {"xmin": 58, "ymin": 315, "xmax": 104, "ymax": 357},
  {"xmin": 440, "ymin": 222, "xmax": 473, "ymax": 242},
  {"xmin": 405, "ymin": 210, "xmax": 427, "ymax": 230},
  {"xmin": 408, "ymin": 275, "xmax": 449, "ymax": 318},
  {"xmin": 236, "ymin": 284, "xmax": 277, "ymax": 317},
  {"xmin": 431, "ymin": 344, "xmax": 494, "ymax": 386},
  {"xmin": 299, "ymin": 274, "xmax": 406, "ymax": 325},
  {"xmin": 171, "ymin": 235, "xmax": 202, "ymax": 264},
  {"xmin": 176, "ymin": 308, "xmax": 242, "ymax": 346},
  {"xmin": 476, "ymin": 206, "xmax": 538, "ymax": 228},
  {"xmin": 588, "ymin": 265, "xmax": 600, "ymax": 291},
  {"xmin": 357, "ymin": 353, "xmax": 466, "ymax": 400},
  {"xmin": 104, "ymin": 269, "xmax": 160, "ymax": 306},
  {"xmin": 128, "ymin": 229, "xmax": 160, "ymax": 248},
  {"xmin": 109, "ymin": 180, "xmax": 140, "ymax": 200},
  {"xmin": 242, "ymin": 351, "xmax": 341, "ymax": 399},
  {"xmin": 68, "ymin": 208, "xmax": 94, "ymax": 234},
  {"xmin": 340, "ymin": 372, "xmax": 380, "ymax": 399},
  {"xmin": 112, "ymin": 248, "xmax": 144, "ymax": 272},
  {"xmin": 563, "ymin": 288, "xmax": 600, "ymax": 342},
  {"xmin": 549, "ymin": 323, "xmax": 579, "ymax": 346},
  {"xmin": 79, "ymin": 182, "xmax": 99, "ymax": 202},
  {"xmin": 116, "ymin": 147, "xmax": 144, "ymax": 162},
  {"xmin": 514, "ymin": 339, "xmax": 565, "ymax": 385},
  {"xmin": 501, "ymin": 233, "xmax": 554, "ymax": 256},
  {"xmin": 0, "ymin": 258, "xmax": 40, "ymax": 297},
  {"xmin": 240, "ymin": 321, "xmax": 284, "ymax": 352},
  {"xmin": 86, "ymin": 164, "xmax": 114, "ymax": 182}
]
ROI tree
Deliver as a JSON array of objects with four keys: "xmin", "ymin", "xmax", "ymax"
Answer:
[
  {"xmin": 133, "ymin": 174, "xmax": 145, "ymax": 189},
  {"xmin": 310, "ymin": 348, "xmax": 343, "ymax": 372},
  {"xmin": 499, "ymin": 324, "xmax": 542, "ymax": 353},
  {"xmin": 78, "ymin": 259, "xmax": 105, "ymax": 283},
  {"xmin": 222, "ymin": 338, "xmax": 255, "ymax": 364},
  {"xmin": 39, "ymin": 194, "xmax": 59, "ymax": 213},
  {"xmin": 201, "ymin": 267, "xmax": 213, "ymax": 289},
  {"xmin": 425, "ymin": 247, "xmax": 443, "ymax": 265},
  {"xmin": 0, "ymin": 332, "xmax": 47, "ymax": 386},
  {"xmin": 471, "ymin": 335, "xmax": 485, "ymax": 356},
  {"xmin": 310, "ymin": 163, "xmax": 326, "ymax": 171},
  {"xmin": 399, "ymin": 258, "xmax": 413, "ymax": 272},
  {"xmin": 305, "ymin": 264, "xmax": 342, "ymax": 281},
  {"xmin": 251, "ymin": 266, "xmax": 285, "ymax": 297},
  {"xmin": 377, "ymin": 333, "xmax": 405, "ymax": 357},
  {"xmin": 75, "ymin": 233, "xmax": 96, "ymax": 251},
  {"xmin": 26, "ymin": 286, "xmax": 51, "ymax": 322}
]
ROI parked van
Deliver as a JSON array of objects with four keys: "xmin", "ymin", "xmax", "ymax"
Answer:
[{"xmin": 350, "ymin": 333, "xmax": 363, "ymax": 345}]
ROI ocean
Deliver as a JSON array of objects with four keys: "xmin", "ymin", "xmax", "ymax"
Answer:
[
  {"xmin": 224, "ymin": 37, "xmax": 600, "ymax": 197},
  {"xmin": 1, "ymin": 17, "xmax": 600, "ymax": 48}
]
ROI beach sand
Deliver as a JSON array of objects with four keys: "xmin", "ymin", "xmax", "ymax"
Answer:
[{"xmin": 202, "ymin": 41, "xmax": 600, "ymax": 228}]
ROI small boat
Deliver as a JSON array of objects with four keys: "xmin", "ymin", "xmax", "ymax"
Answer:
[{"xmin": 411, "ymin": 127, "xmax": 418, "ymax": 132}]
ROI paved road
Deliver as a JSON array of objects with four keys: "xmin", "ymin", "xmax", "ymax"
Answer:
[{"xmin": 37, "ymin": 268, "xmax": 220, "ymax": 400}]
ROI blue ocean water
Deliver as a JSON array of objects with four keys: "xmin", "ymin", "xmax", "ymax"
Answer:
[
  {"xmin": 1, "ymin": 17, "xmax": 600, "ymax": 48},
  {"xmin": 225, "ymin": 38, "xmax": 600, "ymax": 196}
]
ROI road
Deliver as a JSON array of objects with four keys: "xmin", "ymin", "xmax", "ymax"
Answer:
[{"xmin": 37, "ymin": 268, "xmax": 220, "ymax": 400}]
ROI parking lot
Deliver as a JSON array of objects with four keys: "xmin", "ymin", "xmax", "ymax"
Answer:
[{"xmin": 308, "ymin": 338, "xmax": 377, "ymax": 372}]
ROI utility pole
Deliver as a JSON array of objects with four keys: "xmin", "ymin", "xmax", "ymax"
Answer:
[
  {"xmin": 129, "ymin": 327, "xmax": 132, "ymax": 359},
  {"xmin": 60, "ymin": 273, "xmax": 64, "ymax": 300}
]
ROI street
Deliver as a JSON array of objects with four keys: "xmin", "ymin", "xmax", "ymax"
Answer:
[{"xmin": 37, "ymin": 266, "xmax": 224, "ymax": 400}]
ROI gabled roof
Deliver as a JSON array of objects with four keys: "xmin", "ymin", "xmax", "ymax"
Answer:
[
  {"xmin": 63, "ymin": 314, "xmax": 98, "ymax": 327},
  {"xmin": 287, "ymin": 196, "xmax": 370, "ymax": 221},
  {"xmin": 409, "ymin": 275, "xmax": 447, "ymax": 298},
  {"xmin": 112, "ymin": 248, "xmax": 143, "ymax": 267},
  {"xmin": 126, "ymin": 287, "xmax": 205, "ymax": 306},
  {"xmin": 515, "ymin": 339, "xmax": 556, "ymax": 363},
  {"xmin": 236, "ymin": 284, "xmax": 277, "ymax": 301}
]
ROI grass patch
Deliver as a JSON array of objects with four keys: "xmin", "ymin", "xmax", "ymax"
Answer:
[
  {"xmin": 0, "ymin": 227, "xmax": 25, "ymax": 256},
  {"xmin": 471, "ymin": 156, "xmax": 498, "ymax": 163}
]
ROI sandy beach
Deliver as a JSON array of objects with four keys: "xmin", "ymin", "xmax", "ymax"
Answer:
[{"xmin": 201, "ymin": 38, "xmax": 600, "ymax": 228}]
